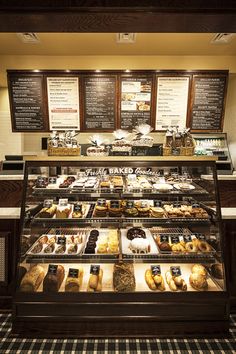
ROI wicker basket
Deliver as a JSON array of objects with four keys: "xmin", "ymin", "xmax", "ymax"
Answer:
[
  {"xmin": 163, "ymin": 146, "xmax": 172, "ymax": 156},
  {"xmin": 180, "ymin": 146, "xmax": 195, "ymax": 156},
  {"xmin": 48, "ymin": 146, "xmax": 81, "ymax": 156}
]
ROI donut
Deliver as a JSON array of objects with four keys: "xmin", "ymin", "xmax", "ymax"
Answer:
[
  {"xmin": 185, "ymin": 241, "xmax": 198, "ymax": 253},
  {"xmin": 198, "ymin": 240, "xmax": 211, "ymax": 253}
]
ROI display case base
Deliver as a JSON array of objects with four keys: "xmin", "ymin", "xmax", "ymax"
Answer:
[{"xmin": 12, "ymin": 292, "xmax": 230, "ymax": 337}]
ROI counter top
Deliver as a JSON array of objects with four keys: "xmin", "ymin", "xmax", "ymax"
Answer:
[
  {"xmin": 202, "ymin": 173, "xmax": 236, "ymax": 181},
  {"xmin": 0, "ymin": 207, "xmax": 21, "ymax": 219},
  {"xmin": 23, "ymin": 155, "xmax": 217, "ymax": 162}
]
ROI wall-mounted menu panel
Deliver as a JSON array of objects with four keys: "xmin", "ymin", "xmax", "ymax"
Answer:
[
  {"xmin": 120, "ymin": 76, "xmax": 153, "ymax": 130},
  {"xmin": 8, "ymin": 75, "xmax": 47, "ymax": 132},
  {"xmin": 47, "ymin": 77, "xmax": 80, "ymax": 130},
  {"xmin": 82, "ymin": 75, "xmax": 116, "ymax": 130},
  {"xmin": 155, "ymin": 76, "xmax": 190, "ymax": 131},
  {"xmin": 190, "ymin": 75, "xmax": 227, "ymax": 131}
]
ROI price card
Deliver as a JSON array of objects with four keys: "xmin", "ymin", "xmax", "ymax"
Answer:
[
  {"xmin": 170, "ymin": 235, "xmax": 180, "ymax": 244},
  {"xmin": 59, "ymin": 198, "xmax": 68, "ymax": 206},
  {"xmin": 37, "ymin": 176, "xmax": 48, "ymax": 183},
  {"xmin": 133, "ymin": 193, "xmax": 142, "ymax": 197},
  {"xmin": 110, "ymin": 200, "xmax": 120, "ymax": 208},
  {"xmin": 90, "ymin": 265, "xmax": 100, "ymax": 275},
  {"xmin": 48, "ymin": 264, "xmax": 58, "ymax": 275},
  {"xmin": 97, "ymin": 199, "xmax": 107, "ymax": 206},
  {"xmin": 74, "ymin": 203, "xmax": 82, "ymax": 212},
  {"xmin": 57, "ymin": 236, "xmax": 66, "ymax": 245},
  {"xmin": 151, "ymin": 265, "xmax": 161, "ymax": 275},
  {"xmin": 126, "ymin": 201, "xmax": 134, "ymax": 208},
  {"xmin": 43, "ymin": 199, "xmax": 53, "ymax": 208},
  {"xmin": 195, "ymin": 233, "xmax": 206, "ymax": 241},
  {"xmin": 192, "ymin": 202, "xmax": 200, "ymax": 208},
  {"xmin": 91, "ymin": 193, "xmax": 100, "ymax": 197},
  {"xmin": 160, "ymin": 234, "xmax": 169, "ymax": 243},
  {"xmin": 183, "ymin": 234, "xmax": 192, "ymax": 243},
  {"xmin": 170, "ymin": 266, "xmax": 181, "ymax": 277},
  {"xmin": 154, "ymin": 200, "xmax": 162, "ymax": 207},
  {"xmin": 48, "ymin": 177, "xmax": 57, "ymax": 184},
  {"xmin": 68, "ymin": 268, "xmax": 79, "ymax": 278}
]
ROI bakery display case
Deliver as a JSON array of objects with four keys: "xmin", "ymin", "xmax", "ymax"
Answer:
[{"xmin": 12, "ymin": 157, "xmax": 229, "ymax": 336}]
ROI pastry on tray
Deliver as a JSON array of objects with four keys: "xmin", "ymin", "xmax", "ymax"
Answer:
[
  {"xmin": 113, "ymin": 262, "xmax": 136, "ymax": 292},
  {"xmin": 43, "ymin": 264, "xmax": 65, "ymax": 293},
  {"xmin": 20, "ymin": 265, "xmax": 45, "ymax": 292}
]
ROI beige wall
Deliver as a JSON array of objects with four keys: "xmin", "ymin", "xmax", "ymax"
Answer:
[{"xmin": 0, "ymin": 54, "xmax": 236, "ymax": 168}]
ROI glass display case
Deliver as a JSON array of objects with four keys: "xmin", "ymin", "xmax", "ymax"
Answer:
[
  {"xmin": 12, "ymin": 157, "xmax": 229, "ymax": 337},
  {"xmin": 193, "ymin": 133, "xmax": 233, "ymax": 174}
]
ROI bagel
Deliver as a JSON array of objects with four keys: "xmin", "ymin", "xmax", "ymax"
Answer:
[
  {"xmin": 198, "ymin": 240, "xmax": 212, "ymax": 253},
  {"xmin": 185, "ymin": 241, "xmax": 198, "ymax": 253}
]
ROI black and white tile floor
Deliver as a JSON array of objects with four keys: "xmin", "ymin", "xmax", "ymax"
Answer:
[{"xmin": 0, "ymin": 314, "xmax": 236, "ymax": 353}]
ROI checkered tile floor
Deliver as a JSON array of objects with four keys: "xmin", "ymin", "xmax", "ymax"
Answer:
[{"xmin": 0, "ymin": 314, "xmax": 236, "ymax": 353}]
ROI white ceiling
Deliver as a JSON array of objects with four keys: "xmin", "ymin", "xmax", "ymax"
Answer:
[{"xmin": 0, "ymin": 33, "xmax": 236, "ymax": 56}]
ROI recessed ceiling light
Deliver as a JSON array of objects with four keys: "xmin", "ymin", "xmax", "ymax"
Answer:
[
  {"xmin": 211, "ymin": 33, "xmax": 235, "ymax": 44},
  {"xmin": 116, "ymin": 33, "xmax": 136, "ymax": 44},
  {"xmin": 17, "ymin": 33, "xmax": 40, "ymax": 44},
  {"xmin": 125, "ymin": 69, "xmax": 131, "ymax": 72},
  {"xmin": 95, "ymin": 70, "xmax": 101, "ymax": 72}
]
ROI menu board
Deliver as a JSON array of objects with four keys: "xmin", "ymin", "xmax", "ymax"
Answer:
[
  {"xmin": 83, "ymin": 76, "xmax": 116, "ymax": 130},
  {"xmin": 155, "ymin": 76, "xmax": 189, "ymax": 130},
  {"xmin": 190, "ymin": 75, "xmax": 227, "ymax": 131},
  {"xmin": 120, "ymin": 76, "xmax": 152, "ymax": 130},
  {"xmin": 47, "ymin": 77, "xmax": 80, "ymax": 130},
  {"xmin": 8, "ymin": 75, "xmax": 45, "ymax": 131}
]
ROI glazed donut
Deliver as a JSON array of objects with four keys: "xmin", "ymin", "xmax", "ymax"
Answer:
[
  {"xmin": 198, "ymin": 240, "xmax": 211, "ymax": 253},
  {"xmin": 185, "ymin": 241, "xmax": 198, "ymax": 253}
]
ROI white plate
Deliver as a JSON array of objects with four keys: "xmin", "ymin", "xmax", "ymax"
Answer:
[
  {"xmin": 153, "ymin": 183, "xmax": 173, "ymax": 191},
  {"xmin": 173, "ymin": 183, "xmax": 195, "ymax": 191}
]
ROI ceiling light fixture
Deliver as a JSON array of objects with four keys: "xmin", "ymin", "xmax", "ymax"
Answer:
[
  {"xmin": 211, "ymin": 33, "xmax": 235, "ymax": 44},
  {"xmin": 116, "ymin": 33, "xmax": 136, "ymax": 44},
  {"xmin": 17, "ymin": 33, "xmax": 40, "ymax": 44}
]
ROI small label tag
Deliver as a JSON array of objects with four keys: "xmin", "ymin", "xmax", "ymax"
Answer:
[
  {"xmin": 195, "ymin": 233, "xmax": 206, "ymax": 241},
  {"xmin": 171, "ymin": 235, "xmax": 180, "ymax": 244},
  {"xmin": 48, "ymin": 264, "xmax": 58, "ymax": 275},
  {"xmin": 57, "ymin": 236, "xmax": 66, "ymax": 245},
  {"xmin": 48, "ymin": 177, "xmax": 57, "ymax": 184},
  {"xmin": 183, "ymin": 234, "xmax": 192, "ymax": 243},
  {"xmin": 74, "ymin": 203, "xmax": 82, "ymax": 212},
  {"xmin": 110, "ymin": 200, "xmax": 120, "ymax": 208},
  {"xmin": 151, "ymin": 265, "xmax": 161, "ymax": 275},
  {"xmin": 43, "ymin": 199, "xmax": 53, "ymax": 208},
  {"xmin": 37, "ymin": 176, "xmax": 48, "ymax": 183},
  {"xmin": 192, "ymin": 202, "xmax": 200, "ymax": 208},
  {"xmin": 90, "ymin": 265, "xmax": 100, "ymax": 275},
  {"xmin": 170, "ymin": 266, "xmax": 181, "ymax": 277},
  {"xmin": 160, "ymin": 234, "xmax": 169, "ymax": 243},
  {"xmin": 126, "ymin": 201, "xmax": 134, "ymax": 208},
  {"xmin": 97, "ymin": 199, "xmax": 107, "ymax": 207},
  {"xmin": 154, "ymin": 200, "xmax": 162, "ymax": 207},
  {"xmin": 59, "ymin": 198, "xmax": 68, "ymax": 206},
  {"xmin": 68, "ymin": 268, "xmax": 79, "ymax": 278}
]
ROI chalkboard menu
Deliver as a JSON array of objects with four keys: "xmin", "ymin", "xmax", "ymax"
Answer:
[
  {"xmin": 8, "ymin": 75, "xmax": 46, "ymax": 131},
  {"xmin": 120, "ymin": 76, "xmax": 153, "ymax": 130},
  {"xmin": 190, "ymin": 75, "xmax": 227, "ymax": 131},
  {"xmin": 83, "ymin": 76, "xmax": 116, "ymax": 130}
]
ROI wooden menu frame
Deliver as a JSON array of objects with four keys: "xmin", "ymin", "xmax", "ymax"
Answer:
[
  {"xmin": 7, "ymin": 69, "xmax": 229, "ymax": 133},
  {"xmin": 189, "ymin": 73, "xmax": 228, "ymax": 133}
]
